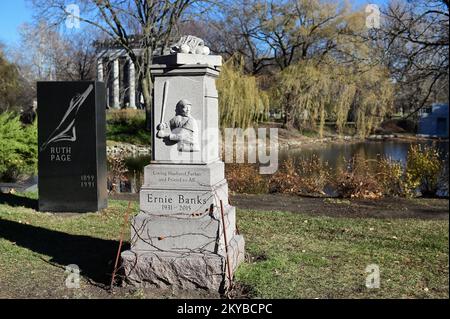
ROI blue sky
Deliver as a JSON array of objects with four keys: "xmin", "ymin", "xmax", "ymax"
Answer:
[
  {"xmin": 0, "ymin": 0, "xmax": 387, "ymax": 46},
  {"xmin": 0, "ymin": 0, "xmax": 32, "ymax": 45}
]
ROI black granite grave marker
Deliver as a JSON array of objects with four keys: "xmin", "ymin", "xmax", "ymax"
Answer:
[{"xmin": 37, "ymin": 81, "xmax": 107, "ymax": 212}]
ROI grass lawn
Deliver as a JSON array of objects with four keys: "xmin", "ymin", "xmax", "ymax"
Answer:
[
  {"xmin": 236, "ymin": 210, "xmax": 448, "ymax": 298},
  {"xmin": 0, "ymin": 193, "xmax": 448, "ymax": 299}
]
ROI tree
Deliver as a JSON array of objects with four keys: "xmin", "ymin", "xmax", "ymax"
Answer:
[
  {"xmin": 0, "ymin": 45, "xmax": 22, "ymax": 113},
  {"xmin": 11, "ymin": 21, "xmax": 68, "ymax": 82},
  {"xmin": 378, "ymin": 0, "xmax": 449, "ymax": 116},
  {"xmin": 216, "ymin": 56, "xmax": 269, "ymax": 128},
  {"xmin": 200, "ymin": 0, "xmax": 274, "ymax": 75},
  {"xmin": 272, "ymin": 58, "xmax": 394, "ymax": 137},
  {"xmin": 9, "ymin": 21, "xmax": 98, "ymax": 82},
  {"xmin": 251, "ymin": 0, "xmax": 354, "ymax": 70},
  {"xmin": 204, "ymin": 0, "xmax": 358, "ymax": 75},
  {"xmin": 30, "ymin": 0, "xmax": 201, "ymax": 130},
  {"xmin": 57, "ymin": 31, "xmax": 98, "ymax": 81},
  {"xmin": 8, "ymin": 21, "xmax": 99, "ymax": 109}
]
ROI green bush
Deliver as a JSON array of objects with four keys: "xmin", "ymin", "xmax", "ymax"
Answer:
[
  {"xmin": 106, "ymin": 109, "xmax": 151, "ymax": 145},
  {"xmin": 0, "ymin": 112, "xmax": 37, "ymax": 181},
  {"xmin": 405, "ymin": 144, "xmax": 443, "ymax": 197}
]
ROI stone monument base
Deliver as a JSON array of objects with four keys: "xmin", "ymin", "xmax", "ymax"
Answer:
[
  {"xmin": 120, "ymin": 161, "xmax": 245, "ymax": 292},
  {"xmin": 121, "ymin": 234, "xmax": 244, "ymax": 291}
]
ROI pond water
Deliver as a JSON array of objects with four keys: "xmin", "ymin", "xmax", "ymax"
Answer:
[
  {"xmin": 280, "ymin": 140, "xmax": 449, "ymax": 170},
  {"xmin": 279, "ymin": 139, "xmax": 449, "ymax": 197},
  {"xmin": 119, "ymin": 139, "xmax": 449, "ymax": 194}
]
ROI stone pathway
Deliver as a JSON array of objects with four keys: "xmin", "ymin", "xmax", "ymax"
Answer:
[{"xmin": 0, "ymin": 176, "xmax": 38, "ymax": 193}]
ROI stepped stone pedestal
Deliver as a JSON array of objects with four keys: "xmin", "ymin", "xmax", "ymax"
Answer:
[{"xmin": 121, "ymin": 50, "xmax": 245, "ymax": 292}]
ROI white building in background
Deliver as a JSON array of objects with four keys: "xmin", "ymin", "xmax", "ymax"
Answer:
[
  {"xmin": 96, "ymin": 47, "xmax": 142, "ymax": 110},
  {"xmin": 95, "ymin": 35, "xmax": 166, "ymax": 110}
]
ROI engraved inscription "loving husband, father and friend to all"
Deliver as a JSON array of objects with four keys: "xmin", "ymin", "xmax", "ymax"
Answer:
[{"xmin": 152, "ymin": 170, "xmax": 201, "ymax": 183}]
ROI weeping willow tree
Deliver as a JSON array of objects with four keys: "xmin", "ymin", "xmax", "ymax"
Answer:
[
  {"xmin": 271, "ymin": 58, "xmax": 394, "ymax": 138},
  {"xmin": 272, "ymin": 61, "xmax": 329, "ymax": 135},
  {"xmin": 331, "ymin": 64, "xmax": 394, "ymax": 138},
  {"xmin": 217, "ymin": 56, "xmax": 269, "ymax": 128},
  {"xmin": 334, "ymin": 83, "xmax": 357, "ymax": 135},
  {"xmin": 267, "ymin": 4, "xmax": 395, "ymax": 138},
  {"xmin": 353, "ymin": 67, "xmax": 395, "ymax": 138}
]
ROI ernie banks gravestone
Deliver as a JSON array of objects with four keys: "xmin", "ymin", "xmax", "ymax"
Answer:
[
  {"xmin": 121, "ymin": 36, "xmax": 245, "ymax": 291},
  {"xmin": 37, "ymin": 81, "xmax": 107, "ymax": 212}
]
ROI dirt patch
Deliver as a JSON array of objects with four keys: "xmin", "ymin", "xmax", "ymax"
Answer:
[
  {"xmin": 230, "ymin": 194, "xmax": 449, "ymax": 220},
  {"xmin": 110, "ymin": 193, "xmax": 449, "ymax": 220},
  {"xmin": 226, "ymin": 282, "xmax": 254, "ymax": 299},
  {"xmin": 0, "ymin": 279, "xmax": 221, "ymax": 299}
]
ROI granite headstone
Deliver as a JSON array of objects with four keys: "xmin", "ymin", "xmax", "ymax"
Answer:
[{"xmin": 37, "ymin": 81, "xmax": 107, "ymax": 212}]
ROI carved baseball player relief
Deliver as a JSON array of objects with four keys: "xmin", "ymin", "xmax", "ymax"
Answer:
[{"xmin": 156, "ymin": 81, "xmax": 200, "ymax": 152}]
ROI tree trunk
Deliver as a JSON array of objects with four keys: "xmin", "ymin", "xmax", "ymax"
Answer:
[
  {"xmin": 140, "ymin": 47, "xmax": 154, "ymax": 132},
  {"xmin": 283, "ymin": 111, "xmax": 295, "ymax": 129},
  {"xmin": 319, "ymin": 106, "xmax": 325, "ymax": 138},
  {"xmin": 141, "ymin": 74, "xmax": 153, "ymax": 131}
]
